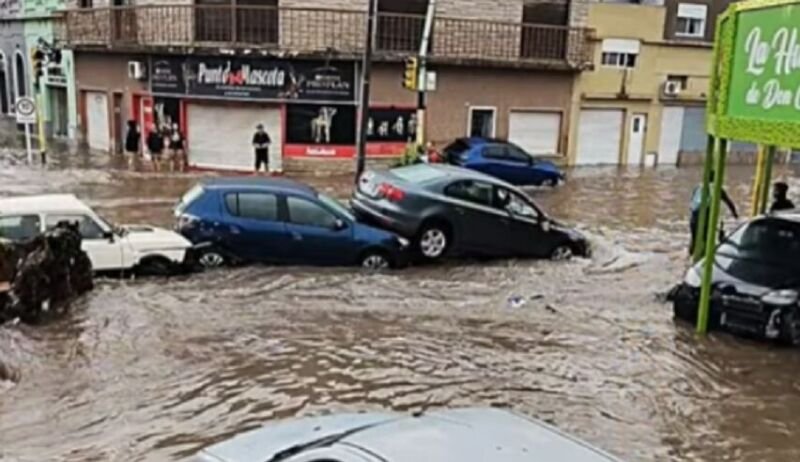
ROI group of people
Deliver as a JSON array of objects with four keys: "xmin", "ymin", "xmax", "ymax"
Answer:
[
  {"xmin": 124, "ymin": 120, "xmax": 187, "ymax": 172},
  {"xmin": 688, "ymin": 174, "xmax": 795, "ymax": 254}
]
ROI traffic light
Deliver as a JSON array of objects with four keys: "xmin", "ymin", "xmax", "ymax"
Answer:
[
  {"xmin": 31, "ymin": 48, "xmax": 45, "ymax": 88},
  {"xmin": 403, "ymin": 56, "xmax": 418, "ymax": 91}
]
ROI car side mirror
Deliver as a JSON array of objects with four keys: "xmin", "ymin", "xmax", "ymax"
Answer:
[
  {"xmin": 103, "ymin": 231, "xmax": 115, "ymax": 242},
  {"xmin": 334, "ymin": 219, "xmax": 347, "ymax": 231}
]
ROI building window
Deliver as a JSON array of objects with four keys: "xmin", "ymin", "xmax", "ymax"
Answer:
[
  {"xmin": 600, "ymin": 38, "xmax": 640, "ymax": 68},
  {"xmin": 0, "ymin": 53, "xmax": 8, "ymax": 114},
  {"xmin": 377, "ymin": 0, "xmax": 428, "ymax": 52},
  {"xmin": 78, "ymin": 0, "xmax": 93, "ymax": 8},
  {"xmin": 521, "ymin": 2, "xmax": 568, "ymax": 59},
  {"xmin": 195, "ymin": 0, "xmax": 278, "ymax": 44},
  {"xmin": 14, "ymin": 51, "xmax": 26, "ymax": 99},
  {"xmin": 468, "ymin": 107, "xmax": 496, "ymax": 138},
  {"xmin": 666, "ymin": 74, "xmax": 688, "ymax": 90},
  {"xmin": 676, "ymin": 3, "xmax": 707, "ymax": 38}
]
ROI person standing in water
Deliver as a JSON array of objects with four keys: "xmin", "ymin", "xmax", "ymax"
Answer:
[{"xmin": 689, "ymin": 171, "xmax": 738, "ymax": 255}]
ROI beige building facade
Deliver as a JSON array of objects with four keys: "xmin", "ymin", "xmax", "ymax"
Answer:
[{"xmin": 567, "ymin": 0, "xmax": 721, "ymax": 167}]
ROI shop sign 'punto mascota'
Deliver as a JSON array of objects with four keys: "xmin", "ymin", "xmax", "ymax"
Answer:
[{"xmin": 150, "ymin": 57, "xmax": 356, "ymax": 102}]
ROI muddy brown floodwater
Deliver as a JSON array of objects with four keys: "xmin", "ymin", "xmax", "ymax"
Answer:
[{"xmin": 2, "ymin": 148, "xmax": 800, "ymax": 461}]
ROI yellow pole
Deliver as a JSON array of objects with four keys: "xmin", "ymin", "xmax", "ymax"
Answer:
[
  {"xmin": 750, "ymin": 145, "xmax": 765, "ymax": 217},
  {"xmin": 36, "ymin": 90, "xmax": 46, "ymax": 159}
]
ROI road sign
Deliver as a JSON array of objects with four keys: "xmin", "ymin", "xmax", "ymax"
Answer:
[{"xmin": 15, "ymin": 97, "xmax": 36, "ymax": 124}]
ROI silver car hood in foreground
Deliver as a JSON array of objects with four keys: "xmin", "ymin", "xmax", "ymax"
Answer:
[{"xmin": 195, "ymin": 408, "xmax": 620, "ymax": 462}]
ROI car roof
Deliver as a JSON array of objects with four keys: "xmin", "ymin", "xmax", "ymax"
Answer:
[
  {"xmin": 394, "ymin": 163, "xmax": 517, "ymax": 189},
  {"xmin": 767, "ymin": 211, "xmax": 800, "ymax": 223},
  {"xmin": 0, "ymin": 194, "xmax": 92, "ymax": 216},
  {"xmin": 199, "ymin": 177, "xmax": 317, "ymax": 197},
  {"xmin": 200, "ymin": 408, "xmax": 620, "ymax": 462},
  {"xmin": 458, "ymin": 136, "xmax": 511, "ymax": 146}
]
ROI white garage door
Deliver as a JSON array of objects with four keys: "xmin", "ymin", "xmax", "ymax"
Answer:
[
  {"xmin": 508, "ymin": 111, "xmax": 561, "ymax": 156},
  {"xmin": 187, "ymin": 103, "xmax": 282, "ymax": 171},
  {"xmin": 86, "ymin": 91, "xmax": 110, "ymax": 151},
  {"xmin": 658, "ymin": 106, "xmax": 684, "ymax": 166},
  {"xmin": 575, "ymin": 109, "xmax": 623, "ymax": 165}
]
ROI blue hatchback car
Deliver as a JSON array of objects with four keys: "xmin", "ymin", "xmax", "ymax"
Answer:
[
  {"xmin": 174, "ymin": 178, "xmax": 409, "ymax": 269},
  {"xmin": 444, "ymin": 137, "xmax": 564, "ymax": 186}
]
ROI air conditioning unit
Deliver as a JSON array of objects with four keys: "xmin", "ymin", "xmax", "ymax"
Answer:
[
  {"xmin": 663, "ymin": 80, "xmax": 682, "ymax": 97},
  {"xmin": 127, "ymin": 61, "xmax": 146, "ymax": 81}
]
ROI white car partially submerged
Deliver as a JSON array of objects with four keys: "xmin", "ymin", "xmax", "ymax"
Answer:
[{"xmin": 0, "ymin": 194, "xmax": 192, "ymax": 275}]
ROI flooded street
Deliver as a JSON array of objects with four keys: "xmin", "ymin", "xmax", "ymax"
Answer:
[{"xmin": 3, "ymin": 149, "xmax": 800, "ymax": 461}]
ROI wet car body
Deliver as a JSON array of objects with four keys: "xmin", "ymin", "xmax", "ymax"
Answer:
[
  {"xmin": 351, "ymin": 164, "xmax": 589, "ymax": 261},
  {"xmin": 175, "ymin": 178, "xmax": 409, "ymax": 269},
  {"xmin": 672, "ymin": 214, "xmax": 800, "ymax": 344},
  {"xmin": 192, "ymin": 408, "xmax": 621, "ymax": 462},
  {"xmin": 444, "ymin": 137, "xmax": 564, "ymax": 186}
]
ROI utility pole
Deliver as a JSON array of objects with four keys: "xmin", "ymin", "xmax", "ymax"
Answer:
[
  {"xmin": 355, "ymin": 0, "xmax": 377, "ymax": 181},
  {"xmin": 415, "ymin": 0, "xmax": 436, "ymax": 147}
]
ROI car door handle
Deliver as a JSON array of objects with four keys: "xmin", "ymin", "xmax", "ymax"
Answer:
[{"xmin": 291, "ymin": 231, "xmax": 303, "ymax": 241}]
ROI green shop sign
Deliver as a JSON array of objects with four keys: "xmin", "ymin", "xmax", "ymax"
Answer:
[
  {"xmin": 729, "ymin": 5, "xmax": 800, "ymax": 119},
  {"xmin": 708, "ymin": 0, "xmax": 800, "ymax": 147}
]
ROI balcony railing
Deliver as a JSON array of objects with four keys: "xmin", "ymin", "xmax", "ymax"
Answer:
[{"xmin": 62, "ymin": 5, "xmax": 593, "ymax": 68}]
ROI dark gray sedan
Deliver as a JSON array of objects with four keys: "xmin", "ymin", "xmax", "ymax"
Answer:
[{"xmin": 351, "ymin": 164, "xmax": 590, "ymax": 262}]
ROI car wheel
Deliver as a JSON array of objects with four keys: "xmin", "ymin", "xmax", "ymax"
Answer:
[
  {"xmin": 360, "ymin": 250, "xmax": 391, "ymax": 270},
  {"xmin": 136, "ymin": 256, "xmax": 175, "ymax": 277},
  {"xmin": 545, "ymin": 177, "xmax": 559, "ymax": 187},
  {"xmin": 550, "ymin": 244, "xmax": 573, "ymax": 261},
  {"xmin": 197, "ymin": 247, "xmax": 227, "ymax": 270},
  {"xmin": 780, "ymin": 309, "xmax": 800, "ymax": 346},
  {"xmin": 417, "ymin": 224, "xmax": 450, "ymax": 261}
]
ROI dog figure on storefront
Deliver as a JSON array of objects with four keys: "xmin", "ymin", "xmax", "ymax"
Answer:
[{"xmin": 311, "ymin": 107, "xmax": 337, "ymax": 144}]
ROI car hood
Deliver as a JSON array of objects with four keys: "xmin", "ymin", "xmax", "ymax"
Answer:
[
  {"xmin": 551, "ymin": 221, "xmax": 586, "ymax": 242},
  {"xmin": 690, "ymin": 254, "xmax": 794, "ymax": 297},
  {"xmin": 353, "ymin": 220, "xmax": 402, "ymax": 242},
  {"xmin": 196, "ymin": 408, "xmax": 619, "ymax": 462},
  {"xmin": 534, "ymin": 160, "xmax": 560, "ymax": 172},
  {"xmin": 120, "ymin": 225, "xmax": 192, "ymax": 250}
]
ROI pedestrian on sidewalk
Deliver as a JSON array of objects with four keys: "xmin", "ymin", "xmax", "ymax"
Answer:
[
  {"xmin": 689, "ymin": 171, "xmax": 738, "ymax": 255},
  {"xmin": 252, "ymin": 124, "xmax": 271, "ymax": 174},
  {"xmin": 124, "ymin": 120, "xmax": 140, "ymax": 167},
  {"xmin": 168, "ymin": 123, "xmax": 186, "ymax": 172},
  {"xmin": 770, "ymin": 181, "xmax": 795, "ymax": 213},
  {"xmin": 146, "ymin": 124, "xmax": 164, "ymax": 172}
]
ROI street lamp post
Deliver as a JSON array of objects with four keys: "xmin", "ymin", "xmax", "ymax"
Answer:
[{"xmin": 355, "ymin": 0, "xmax": 377, "ymax": 182}]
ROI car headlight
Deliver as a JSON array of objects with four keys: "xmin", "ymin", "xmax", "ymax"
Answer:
[
  {"xmin": 396, "ymin": 236, "xmax": 410, "ymax": 248},
  {"xmin": 762, "ymin": 289, "xmax": 799, "ymax": 306},
  {"xmin": 684, "ymin": 267, "xmax": 702, "ymax": 288}
]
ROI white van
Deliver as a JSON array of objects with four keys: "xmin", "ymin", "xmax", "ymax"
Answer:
[{"xmin": 0, "ymin": 194, "xmax": 192, "ymax": 275}]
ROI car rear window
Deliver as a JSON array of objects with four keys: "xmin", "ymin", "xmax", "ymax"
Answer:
[
  {"xmin": 391, "ymin": 164, "xmax": 446, "ymax": 184},
  {"xmin": 0, "ymin": 214, "xmax": 41, "ymax": 241},
  {"xmin": 443, "ymin": 139, "xmax": 470, "ymax": 156}
]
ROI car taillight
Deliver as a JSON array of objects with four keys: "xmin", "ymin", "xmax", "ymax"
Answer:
[{"xmin": 377, "ymin": 183, "xmax": 406, "ymax": 202}]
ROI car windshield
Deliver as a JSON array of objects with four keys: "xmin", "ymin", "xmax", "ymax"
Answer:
[
  {"xmin": 717, "ymin": 219, "xmax": 800, "ymax": 275},
  {"xmin": 391, "ymin": 164, "xmax": 446, "ymax": 184},
  {"xmin": 317, "ymin": 193, "xmax": 354, "ymax": 221},
  {"xmin": 177, "ymin": 185, "xmax": 204, "ymax": 213}
]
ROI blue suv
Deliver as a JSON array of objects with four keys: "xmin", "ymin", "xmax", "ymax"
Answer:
[
  {"xmin": 444, "ymin": 138, "xmax": 564, "ymax": 186},
  {"xmin": 174, "ymin": 178, "xmax": 409, "ymax": 269}
]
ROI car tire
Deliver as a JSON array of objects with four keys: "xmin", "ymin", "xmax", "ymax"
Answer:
[
  {"xmin": 780, "ymin": 309, "xmax": 800, "ymax": 346},
  {"xmin": 197, "ymin": 247, "xmax": 227, "ymax": 270},
  {"xmin": 136, "ymin": 256, "xmax": 176, "ymax": 277},
  {"xmin": 545, "ymin": 177, "xmax": 559, "ymax": 187},
  {"xmin": 360, "ymin": 249, "xmax": 391, "ymax": 271},
  {"xmin": 416, "ymin": 222, "xmax": 451, "ymax": 262},
  {"xmin": 550, "ymin": 244, "xmax": 573, "ymax": 261}
]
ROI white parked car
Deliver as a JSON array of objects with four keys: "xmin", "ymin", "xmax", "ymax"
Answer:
[
  {"xmin": 193, "ymin": 408, "xmax": 622, "ymax": 462},
  {"xmin": 0, "ymin": 194, "xmax": 193, "ymax": 275}
]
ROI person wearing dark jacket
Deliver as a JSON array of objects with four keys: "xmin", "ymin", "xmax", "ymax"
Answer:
[
  {"xmin": 146, "ymin": 125, "xmax": 165, "ymax": 171},
  {"xmin": 124, "ymin": 120, "xmax": 140, "ymax": 157},
  {"xmin": 770, "ymin": 181, "xmax": 795, "ymax": 213},
  {"xmin": 252, "ymin": 124, "xmax": 271, "ymax": 173}
]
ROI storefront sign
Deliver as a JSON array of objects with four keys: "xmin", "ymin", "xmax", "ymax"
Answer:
[
  {"xmin": 728, "ymin": 5, "xmax": 800, "ymax": 120},
  {"xmin": 150, "ymin": 56, "xmax": 356, "ymax": 102},
  {"xmin": 284, "ymin": 105, "xmax": 412, "ymax": 158}
]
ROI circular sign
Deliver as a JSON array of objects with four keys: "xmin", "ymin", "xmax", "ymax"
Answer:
[{"xmin": 15, "ymin": 97, "xmax": 35, "ymax": 117}]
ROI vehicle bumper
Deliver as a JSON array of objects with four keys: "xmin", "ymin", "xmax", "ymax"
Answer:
[
  {"xmin": 670, "ymin": 283, "xmax": 788, "ymax": 340},
  {"xmin": 350, "ymin": 193, "xmax": 419, "ymax": 238}
]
